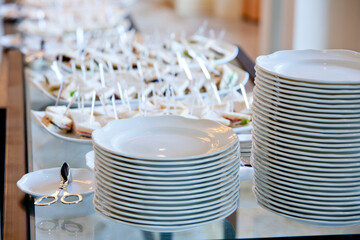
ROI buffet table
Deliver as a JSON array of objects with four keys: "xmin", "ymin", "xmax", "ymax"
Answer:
[{"xmin": 2, "ymin": 4, "xmax": 360, "ymax": 240}]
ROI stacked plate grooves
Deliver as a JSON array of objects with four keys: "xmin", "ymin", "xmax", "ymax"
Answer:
[
  {"xmin": 91, "ymin": 116, "xmax": 240, "ymax": 232},
  {"xmin": 251, "ymin": 49, "xmax": 360, "ymax": 226}
]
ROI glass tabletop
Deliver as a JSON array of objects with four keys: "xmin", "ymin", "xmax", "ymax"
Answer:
[{"xmin": 24, "ymin": 57, "xmax": 360, "ymax": 240}]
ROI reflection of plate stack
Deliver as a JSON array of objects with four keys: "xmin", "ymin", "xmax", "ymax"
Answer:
[
  {"xmin": 92, "ymin": 116, "xmax": 240, "ymax": 232},
  {"xmin": 252, "ymin": 50, "xmax": 360, "ymax": 226}
]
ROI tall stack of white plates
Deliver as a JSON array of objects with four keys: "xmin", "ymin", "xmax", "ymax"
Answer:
[
  {"xmin": 92, "ymin": 115, "xmax": 240, "ymax": 232},
  {"xmin": 251, "ymin": 49, "xmax": 360, "ymax": 226}
]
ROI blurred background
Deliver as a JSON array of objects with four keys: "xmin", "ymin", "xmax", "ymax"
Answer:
[{"xmin": 132, "ymin": 0, "xmax": 360, "ymax": 61}]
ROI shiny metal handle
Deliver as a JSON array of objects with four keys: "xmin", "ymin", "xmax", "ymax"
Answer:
[
  {"xmin": 60, "ymin": 191, "xmax": 83, "ymax": 205},
  {"xmin": 34, "ymin": 190, "xmax": 60, "ymax": 206}
]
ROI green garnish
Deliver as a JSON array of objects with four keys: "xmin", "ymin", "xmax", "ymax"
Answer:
[
  {"xmin": 227, "ymin": 72, "xmax": 235, "ymax": 87},
  {"xmin": 183, "ymin": 50, "xmax": 192, "ymax": 59},
  {"xmin": 70, "ymin": 90, "xmax": 77, "ymax": 97},
  {"xmin": 50, "ymin": 88, "xmax": 57, "ymax": 92},
  {"xmin": 240, "ymin": 119, "xmax": 249, "ymax": 125}
]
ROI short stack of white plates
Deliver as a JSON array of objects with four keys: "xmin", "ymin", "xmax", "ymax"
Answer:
[
  {"xmin": 91, "ymin": 115, "xmax": 240, "ymax": 232},
  {"xmin": 251, "ymin": 49, "xmax": 360, "ymax": 227}
]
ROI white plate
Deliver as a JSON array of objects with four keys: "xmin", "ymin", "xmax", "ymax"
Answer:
[
  {"xmin": 31, "ymin": 111, "xmax": 91, "ymax": 144},
  {"xmin": 255, "ymin": 78, "xmax": 360, "ymax": 104},
  {"xmin": 253, "ymin": 168, "xmax": 360, "ymax": 195},
  {"xmin": 96, "ymin": 174, "xmax": 240, "ymax": 203},
  {"xmin": 255, "ymin": 73, "xmax": 360, "ymax": 98},
  {"xmin": 94, "ymin": 193, "xmax": 238, "ymax": 221},
  {"xmin": 252, "ymin": 102, "xmax": 360, "ymax": 131},
  {"xmin": 253, "ymin": 117, "xmax": 360, "ymax": 144},
  {"xmin": 96, "ymin": 170, "xmax": 239, "ymax": 200},
  {"xmin": 252, "ymin": 110, "xmax": 360, "ymax": 139},
  {"xmin": 252, "ymin": 136, "xmax": 360, "ymax": 163},
  {"xmin": 254, "ymin": 84, "xmax": 360, "ymax": 110},
  {"xmin": 256, "ymin": 49, "xmax": 360, "ymax": 84},
  {"xmin": 254, "ymin": 98, "xmax": 360, "ymax": 126},
  {"xmin": 93, "ymin": 142, "xmax": 239, "ymax": 168},
  {"xmin": 255, "ymin": 185, "xmax": 360, "ymax": 212},
  {"xmin": 253, "ymin": 133, "xmax": 360, "ymax": 160},
  {"xmin": 92, "ymin": 116, "xmax": 238, "ymax": 160},
  {"xmin": 252, "ymin": 102, "xmax": 360, "ymax": 134},
  {"xmin": 254, "ymin": 175, "xmax": 360, "ymax": 201},
  {"xmin": 94, "ymin": 140, "xmax": 239, "ymax": 166},
  {"xmin": 254, "ymin": 87, "xmax": 360, "ymax": 114},
  {"xmin": 96, "ymin": 186, "xmax": 239, "ymax": 215},
  {"xmin": 95, "ymin": 150, "xmax": 238, "ymax": 178},
  {"xmin": 94, "ymin": 198, "xmax": 238, "ymax": 232},
  {"xmin": 252, "ymin": 126, "xmax": 360, "ymax": 154},
  {"xmin": 252, "ymin": 156, "xmax": 360, "ymax": 184},
  {"xmin": 96, "ymin": 150, "xmax": 239, "ymax": 181},
  {"xmin": 92, "ymin": 146, "xmax": 238, "ymax": 172},
  {"xmin": 95, "ymin": 159, "xmax": 239, "ymax": 191},
  {"xmin": 253, "ymin": 118, "xmax": 360, "ymax": 147},
  {"xmin": 254, "ymin": 188, "xmax": 360, "ymax": 219},
  {"xmin": 255, "ymin": 66, "xmax": 360, "ymax": 90},
  {"xmin": 254, "ymin": 96, "xmax": 360, "ymax": 120},
  {"xmin": 88, "ymin": 150, "xmax": 253, "ymax": 182},
  {"xmin": 252, "ymin": 142, "xmax": 360, "ymax": 169},
  {"xmin": 255, "ymin": 195, "xmax": 360, "ymax": 227},
  {"xmin": 17, "ymin": 168, "xmax": 94, "ymax": 197},
  {"xmin": 255, "ymin": 178, "xmax": 360, "ymax": 206},
  {"xmin": 96, "ymin": 157, "xmax": 240, "ymax": 186},
  {"xmin": 253, "ymin": 189, "xmax": 360, "ymax": 222},
  {"xmin": 253, "ymin": 147, "xmax": 360, "ymax": 176},
  {"xmin": 96, "ymin": 181, "xmax": 238, "ymax": 211}
]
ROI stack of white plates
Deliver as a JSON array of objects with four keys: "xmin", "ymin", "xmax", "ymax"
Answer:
[
  {"xmin": 251, "ymin": 49, "xmax": 360, "ymax": 226},
  {"xmin": 91, "ymin": 115, "xmax": 240, "ymax": 232}
]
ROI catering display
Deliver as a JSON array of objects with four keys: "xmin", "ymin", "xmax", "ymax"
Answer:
[
  {"xmin": 90, "ymin": 116, "xmax": 241, "ymax": 231},
  {"xmin": 12, "ymin": 0, "xmax": 255, "ymax": 233},
  {"xmin": 252, "ymin": 49, "xmax": 360, "ymax": 226}
]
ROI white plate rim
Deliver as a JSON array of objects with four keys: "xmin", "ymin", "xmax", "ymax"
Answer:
[
  {"xmin": 254, "ymin": 177, "xmax": 360, "ymax": 204},
  {"xmin": 255, "ymin": 72, "xmax": 360, "ymax": 97},
  {"xmin": 253, "ymin": 118, "xmax": 360, "ymax": 148},
  {"xmin": 256, "ymin": 49, "xmax": 360, "ymax": 84},
  {"xmin": 253, "ymin": 87, "xmax": 360, "ymax": 114},
  {"xmin": 94, "ymin": 199, "xmax": 238, "ymax": 232},
  {"xmin": 93, "ymin": 140, "xmax": 239, "ymax": 166},
  {"xmin": 92, "ymin": 116, "xmax": 238, "ymax": 160},
  {"xmin": 94, "ymin": 150, "xmax": 239, "ymax": 177}
]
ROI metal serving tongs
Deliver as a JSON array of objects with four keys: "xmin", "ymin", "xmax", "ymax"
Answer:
[{"xmin": 34, "ymin": 163, "xmax": 83, "ymax": 206}]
